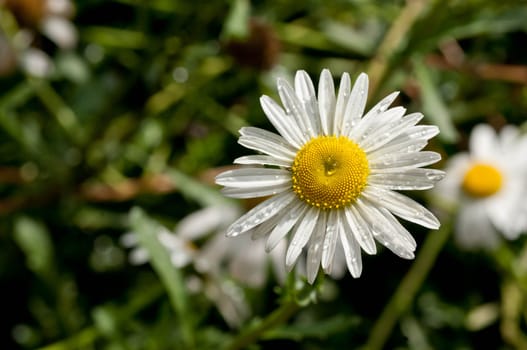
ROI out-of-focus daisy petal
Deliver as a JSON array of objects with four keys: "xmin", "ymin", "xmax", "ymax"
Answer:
[{"xmin": 470, "ymin": 124, "xmax": 498, "ymax": 160}]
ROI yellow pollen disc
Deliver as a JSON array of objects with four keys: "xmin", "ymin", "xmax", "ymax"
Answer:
[
  {"xmin": 462, "ymin": 163, "xmax": 503, "ymax": 198},
  {"xmin": 291, "ymin": 136, "xmax": 369, "ymax": 209}
]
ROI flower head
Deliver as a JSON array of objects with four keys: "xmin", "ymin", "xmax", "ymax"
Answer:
[
  {"xmin": 435, "ymin": 124, "xmax": 527, "ymax": 250},
  {"xmin": 216, "ymin": 69, "xmax": 444, "ymax": 283}
]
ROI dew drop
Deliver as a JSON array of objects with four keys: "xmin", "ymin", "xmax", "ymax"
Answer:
[{"xmin": 426, "ymin": 171, "xmax": 444, "ymax": 181}]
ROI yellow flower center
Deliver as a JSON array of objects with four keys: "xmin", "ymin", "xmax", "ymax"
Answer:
[
  {"xmin": 291, "ymin": 136, "xmax": 369, "ymax": 209},
  {"xmin": 462, "ymin": 163, "xmax": 503, "ymax": 198}
]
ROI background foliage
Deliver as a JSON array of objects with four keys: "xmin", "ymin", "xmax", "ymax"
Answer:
[{"xmin": 1, "ymin": 0, "xmax": 527, "ymax": 349}]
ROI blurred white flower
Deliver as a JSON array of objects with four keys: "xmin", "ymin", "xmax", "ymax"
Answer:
[
  {"xmin": 435, "ymin": 124, "xmax": 527, "ymax": 249},
  {"xmin": 41, "ymin": 16, "xmax": 77, "ymax": 49},
  {"xmin": 196, "ymin": 230, "xmax": 287, "ymax": 288},
  {"xmin": 18, "ymin": 47, "xmax": 53, "ymax": 77},
  {"xmin": 121, "ymin": 203, "xmax": 290, "ymax": 327},
  {"xmin": 2, "ymin": 0, "xmax": 77, "ymax": 77},
  {"xmin": 120, "ymin": 226, "xmax": 199, "ymax": 268},
  {"xmin": 200, "ymin": 276, "xmax": 250, "ymax": 328},
  {"xmin": 177, "ymin": 204, "xmax": 288, "ymax": 287}
]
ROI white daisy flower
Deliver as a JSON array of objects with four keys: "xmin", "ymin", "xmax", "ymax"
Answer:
[
  {"xmin": 216, "ymin": 69, "xmax": 444, "ymax": 283},
  {"xmin": 435, "ymin": 124, "xmax": 527, "ymax": 250}
]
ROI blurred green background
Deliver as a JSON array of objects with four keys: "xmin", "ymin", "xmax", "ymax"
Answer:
[{"xmin": 1, "ymin": 0, "xmax": 527, "ymax": 349}]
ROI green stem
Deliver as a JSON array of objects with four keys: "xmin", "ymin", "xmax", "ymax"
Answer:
[
  {"xmin": 224, "ymin": 300, "xmax": 301, "ymax": 350},
  {"xmin": 28, "ymin": 79, "xmax": 84, "ymax": 145},
  {"xmin": 500, "ymin": 280, "xmax": 527, "ymax": 350},
  {"xmin": 362, "ymin": 221, "xmax": 451, "ymax": 350},
  {"xmin": 366, "ymin": 0, "xmax": 429, "ymax": 96},
  {"xmin": 130, "ymin": 207, "xmax": 195, "ymax": 349}
]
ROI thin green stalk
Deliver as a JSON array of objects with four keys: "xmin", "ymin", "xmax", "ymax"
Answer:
[
  {"xmin": 28, "ymin": 79, "xmax": 85, "ymax": 145},
  {"xmin": 500, "ymin": 280, "xmax": 527, "ymax": 350},
  {"xmin": 362, "ymin": 221, "xmax": 451, "ymax": 350},
  {"xmin": 130, "ymin": 208, "xmax": 195, "ymax": 349},
  {"xmin": 366, "ymin": 0, "xmax": 429, "ymax": 96},
  {"xmin": 224, "ymin": 300, "xmax": 301, "ymax": 350},
  {"xmin": 37, "ymin": 328, "xmax": 98, "ymax": 350}
]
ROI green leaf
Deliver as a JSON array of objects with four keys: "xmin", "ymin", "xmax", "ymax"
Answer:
[
  {"xmin": 413, "ymin": 57, "xmax": 458, "ymax": 143},
  {"xmin": 82, "ymin": 27, "xmax": 148, "ymax": 49},
  {"xmin": 222, "ymin": 0, "xmax": 250, "ymax": 40},
  {"xmin": 128, "ymin": 207, "xmax": 195, "ymax": 349},
  {"xmin": 167, "ymin": 168, "xmax": 233, "ymax": 207},
  {"xmin": 14, "ymin": 216, "xmax": 55, "ymax": 278},
  {"xmin": 263, "ymin": 314, "xmax": 360, "ymax": 341},
  {"xmin": 320, "ymin": 20, "xmax": 380, "ymax": 56}
]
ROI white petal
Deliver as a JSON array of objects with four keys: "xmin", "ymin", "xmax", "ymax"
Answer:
[
  {"xmin": 368, "ymin": 168, "xmax": 445, "ymax": 190},
  {"xmin": 306, "ymin": 210, "xmax": 327, "ymax": 284},
  {"xmin": 41, "ymin": 16, "xmax": 77, "ymax": 49},
  {"xmin": 343, "ymin": 206, "xmax": 377, "ymax": 255},
  {"xmin": 269, "ymin": 239, "xmax": 288, "ymax": 284},
  {"xmin": 369, "ymin": 151, "xmax": 442, "ymax": 171},
  {"xmin": 249, "ymin": 207, "xmax": 287, "ymax": 240},
  {"xmin": 318, "ymin": 69, "xmax": 336, "ymax": 136},
  {"xmin": 239, "ymin": 126, "xmax": 295, "ymax": 149},
  {"xmin": 176, "ymin": 205, "xmax": 238, "ymax": 240},
  {"xmin": 372, "ymin": 125, "xmax": 439, "ymax": 158},
  {"xmin": 20, "ymin": 48, "xmax": 54, "ymax": 78},
  {"xmin": 470, "ymin": 124, "xmax": 498, "ymax": 160},
  {"xmin": 347, "ymin": 91, "xmax": 399, "ymax": 139},
  {"xmin": 260, "ymin": 95, "xmax": 304, "ymax": 148},
  {"xmin": 120, "ymin": 232, "xmax": 138, "ymax": 247},
  {"xmin": 350, "ymin": 106, "xmax": 402, "ymax": 144},
  {"xmin": 321, "ymin": 209, "xmax": 339, "ymax": 272},
  {"xmin": 341, "ymin": 73, "xmax": 369, "ymax": 136},
  {"xmin": 234, "ymin": 155, "xmax": 291, "ymax": 168},
  {"xmin": 222, "ymin": 182, "xmax": 291, "ymax": 198},
  {"xmin": 238, "ymin": 127, "xmax": 296, "ymax": 162},
  {"xmin": 129, "ymin": 247, "xmax": 150, "ymax": 265},
  {"xmin": 361, "ymin": 112, "xmax": 423, "ymax": 153},
  {"xmin": 399, "ymin": 125, "xmax": 440, "ymax": 142},
  {"xmin": 499, "ymin": 125, "xmax": 520, "ymax": 149},
  {"xmin": 229, "ymin": 238, "xmax": 267, "ymax": 287},
  {"xmin": 195, "ymin": 233, "xmax": 230, "ymax": 273},
  {"xmin": 277, "ymin": 78, "xmax": 313, "ymax": 138},
  {"xmin": 265, "ymin": 200, "xmax": 309, "ymax": 251},
  {"xmin": 378, "ymin": 208, "xmax": 417, "ymax": 249},
  {"xmin": 285, "ymin": 206, "xmax": 320, "ymax": 268},
  {"xmin": 485, "ymin": 178, "xmax": 527, "ymax": 239},
  {"xmin": 356, "ymin": 199, "xmax": 415, "ymax": 259},
  {"xmin": 456, "ymin": 201, "xmax": 500, "ymax": 250},
  {"xmin": 333, "ymin": 72, "xmax": 351, "ymax": 136},
  {"xmin": 363, "ymin": 186, "xmax": 440, "ymax": 229},
  {"xmin": 216, "ymin": 168, "xmax": 290, "ymax": 188},
  {"xmin": 226, "ymin": 191, "xmax": 295, "ymax": 237},
  {"xmin": 368, "ymin": 139, "xmax": 428, "ymax": 159},
  {"xmin": 338, "ymin": 215, "xmax": 362, "ymax": 278},
  {"xmin": 294, "ymin": 70, "xmax": 321, "ymax": 136},
  {"xmin": 433, "ymin": 153, "xmax": 470, "ymax": 202}
]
